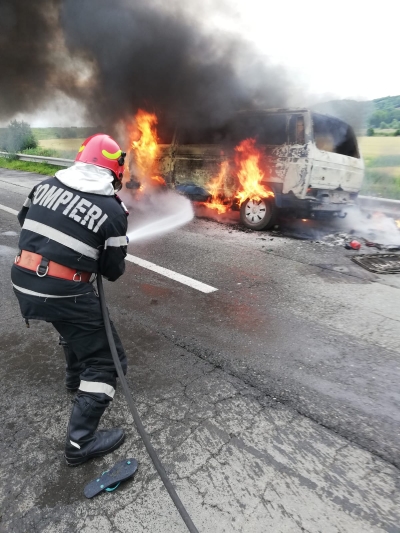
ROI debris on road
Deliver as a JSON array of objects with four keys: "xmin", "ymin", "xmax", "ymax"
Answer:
[
  {"xmin": 345, "ymin": 240, "xmax": 361, "ymax": 250},
  {"xmin": 364, "ymin": 239, "xmax": 383, "ymax": 249},
  {"xmin": 315, "ymin": 233, "xmax": 351, "ymax": 246},
  {"xmin": 363, "ymin": 239, "xmax": 400, "ymax": 252},
  {"xmin": 309, "ymin": 232, "xmax": 364, "ymax": 248}
]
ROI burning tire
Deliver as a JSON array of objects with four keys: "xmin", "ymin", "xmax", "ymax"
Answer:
[{"xmin": 240, "ymin": 197, "xmax": 276, "ymax": 230}]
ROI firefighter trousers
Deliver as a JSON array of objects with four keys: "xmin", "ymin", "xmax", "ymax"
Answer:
[{"xmin": 51, "ymin": 316, "xmax": 127, "ymax": 402}]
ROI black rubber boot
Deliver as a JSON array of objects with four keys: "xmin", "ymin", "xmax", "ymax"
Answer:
[
  {"xmin": 65, "ymin": 394, "xmax": 125, "ymax": 466},
  {"xmin": 59, "ymin": 337, "xmax": 83, "ymax": 391}
]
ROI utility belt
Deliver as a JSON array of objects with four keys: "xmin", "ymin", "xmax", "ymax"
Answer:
[{"xmin": 15, "ymin": 250, "xmax": 92, "ymax": 283}]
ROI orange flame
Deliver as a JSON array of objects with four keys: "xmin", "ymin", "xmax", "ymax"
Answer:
[
  {"xmin": 202, "ymin": 138, "xmax": 273, "ymax": 213},
  {"xmin": 152, "ymin": 175, "xmax": 166, "ymax": 186},
  {"xmin": 205, "ymin": 161, "xmax": 230, "ymax": 214},
  {"xmin": 234, "ymin": 139, "xmax": 274, "ymax": 205},
  {"xmin": 127, "ymin": 109, "xmax": 165, "ymax": 191},
  {"xmin": 131, "ymin": 109, "xmax": 159, "ymax": 179}
]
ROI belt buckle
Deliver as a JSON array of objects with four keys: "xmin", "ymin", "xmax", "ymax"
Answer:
[
  {"xmin": 36, "ymin": 264, "xmax": 49, "ymax": 277},
  {"xmin": 73, "ymin": 272, "xmax": 82, "ymax": 282},
  {"xmin": 36, "ymin": 256, "xmax": 49, "ymax": 277}
]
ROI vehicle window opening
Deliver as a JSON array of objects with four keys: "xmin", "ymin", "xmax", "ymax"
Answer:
[
  {"xmin": 228, "ymin": 114, "xmax": 287, "ymax": 145},
  {"xmin": 176, "ymin": 125, "xmax": 228, "ymax": 145},
  {"xmin": 312, "ymin": 113, "xmax": 359, "ymax": 158},
  {"xmin": 296, "ymin": 116, "xmax": 305, "ymax": 144},
  {"xmin": 288, "ymin": 114, "xmax": 305, "ymax": 144}
]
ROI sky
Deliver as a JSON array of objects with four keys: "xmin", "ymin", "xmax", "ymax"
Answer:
[
  {"xmin": 228, "ymin": 0, "xmax": 398, "ymax": 101},
  {"xmin": 5, "ymin": 0, "xmax": 398, "ymax": 127}
]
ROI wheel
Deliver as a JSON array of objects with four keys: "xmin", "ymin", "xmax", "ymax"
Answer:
[{"xmin": 240, "ymin": 197, "xmax": 276, "ymax": 230}]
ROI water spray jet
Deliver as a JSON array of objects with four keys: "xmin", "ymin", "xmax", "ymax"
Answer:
[{"xmin": 123, "ymin": 189, "xmax": 194, "ymax": 243}]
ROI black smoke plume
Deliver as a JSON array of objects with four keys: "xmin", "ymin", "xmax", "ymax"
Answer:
[
  {"xmin": 0, "ymin": 0, "xmax": 61, "ymax": 120},
  {"xmin": 1, "ymin": 0, "xmax": 291, "ymax": 135}
]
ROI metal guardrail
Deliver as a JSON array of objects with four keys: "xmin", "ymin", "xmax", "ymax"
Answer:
[
  {"xmin": 358, "ymin": 195, "xmax": 400, "ymax": 217},
  {"xmin": 18, "ymin": 154, "xmax": 73, "ymax": 167},
  {"xmin": 1, "ymin": 152, "xmax": 399, "ymax": 217},
  {"xmin": 0, "ymin": 151, "xmax": 73, "ymax": 167}
]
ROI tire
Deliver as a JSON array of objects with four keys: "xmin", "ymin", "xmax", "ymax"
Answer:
[{"xmin": 240, "ymin": 197, "xmax": 276, "ymax": 230}]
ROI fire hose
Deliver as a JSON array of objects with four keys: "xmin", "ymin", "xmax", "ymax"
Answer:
[{"xmin": 97, "ymin": 275, "xmax": 199, "ymax": 533}]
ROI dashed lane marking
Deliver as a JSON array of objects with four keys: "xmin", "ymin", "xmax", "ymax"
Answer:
[{"xmin": 0, "ymin": 203, "xmax": 218, "ymax": 294}]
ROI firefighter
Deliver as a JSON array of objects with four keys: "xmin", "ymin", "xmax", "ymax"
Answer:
[{"xmin": 11, "ymin": 134, "xmax": 130, "ymax": 466}]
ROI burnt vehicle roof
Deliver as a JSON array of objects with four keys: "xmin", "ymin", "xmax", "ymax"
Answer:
[
  {"xmin": 174, "ymin": 109, "xmax": 309, "ymax": 146},
  {"xmin": 311, "ymin": 112, "xmax": 353, "ymax": 128},
  {"xmin": 235, "ymin": 108, "xmax": 310, "ymax": 114},
  {"xmin": 233, "ymin": 110, "xmax": 354, "ymax": 129},
  {"xmin": 157, "ymin": 109, "xmax": 354, "ymax": 145}
]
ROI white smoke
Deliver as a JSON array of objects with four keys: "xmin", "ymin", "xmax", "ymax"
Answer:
[
  {"xmin": 340, "ymin": 207, "xmax": 400, "ymax": 246},
  {"xmin": 120, "ymin": 189, "xmax": 194, "ymax": 243}
]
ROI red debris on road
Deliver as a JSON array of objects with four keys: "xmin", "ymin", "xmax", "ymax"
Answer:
[{"xmin": 345, "ymin": 240, "xmax": 361, "ymax": 250}]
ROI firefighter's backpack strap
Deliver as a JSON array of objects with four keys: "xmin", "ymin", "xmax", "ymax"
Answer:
[{"xmin": 114, "ymin": 194, "xmax": 129, "ymax": 216}]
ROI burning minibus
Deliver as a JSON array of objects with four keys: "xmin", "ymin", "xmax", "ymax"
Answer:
[{"xmin": 126, "ymin": 109, "xmax": 364, "ymax": 230}]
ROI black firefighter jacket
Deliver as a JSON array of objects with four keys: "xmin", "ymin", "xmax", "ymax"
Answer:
[{"xmin": 11, "ymin": 166, "xmax": 128, "ymax": 322}]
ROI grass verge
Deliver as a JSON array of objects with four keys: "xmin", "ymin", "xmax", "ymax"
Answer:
[
  {"xmin": 22, "ymin": 147, "xmax": 60, "ymax": 157},
  {"xmin": 0, "ymin": 157, "xmax": 63, "ymax": 176},
  {"xmin": 38, "ymin": 138, "xmax": 84, "ymax": 159},
  {"xmin": 358, "ymin": 136, "xmax": 400, "ymax": 199},
  {"xmin": 361, "ymin": 169, "xmax": 400, "ymax": 200}
]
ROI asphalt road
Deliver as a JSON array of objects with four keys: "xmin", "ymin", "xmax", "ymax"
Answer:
[{"xmin": 0, "ymin": 169, "xmax": 399, "ymax": 533}]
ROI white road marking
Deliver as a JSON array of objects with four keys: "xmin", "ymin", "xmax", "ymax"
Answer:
[
  {"xmin": 0, "ymin": 203, "xmax": 218, "ymax": 294},
  {"xmin": 127, "ymin": 254, "xmax": 218, "ymax": 293},
  {"xmin": 0, "ymin": 204, "xmax": 18, "ymax": 216}
]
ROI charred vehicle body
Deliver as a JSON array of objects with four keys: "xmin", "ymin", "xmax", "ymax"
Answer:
[{"xmin": 127, "ymin": 109, "xmax": 364, "ymax": 230}]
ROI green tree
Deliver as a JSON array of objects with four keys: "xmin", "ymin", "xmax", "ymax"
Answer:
[
  {"xmin": 367, "ymin": 127, "xmax": 375, "ymax": 136},
  {"xmin": 380, "ymin": 121, "xmax": 389, "ymax": 129},
  {"xmin": 369, "ymin": 110, "xmax": 390, "ymax": 127},
  {"xmin": 3, "ymin": 120, "xmax": 37, "ymax": 153}
]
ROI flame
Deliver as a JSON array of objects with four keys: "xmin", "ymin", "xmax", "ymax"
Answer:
[
  {"xmin": 234, "ymin": 139, "xmax": 274, "ymax": 205},
  {"xmin": 396, "ymin": 219, "xmax": 400, "ymax": 229},
  {"xmin": 131, "ymin": 109, "xmax": 159, "ymax": 178},
  {"xmin": 201, "ymin": 138, "xmax": 274, "ymax": 213},
  {"xmin": 204, "ymin": 161, "xmax": 230, "ymax": 214},
  {"xmin": 151, "ymin": 175, "xmax": 166, "ymax": 186},
  {"xmin": 127, "ymin": 109, "xmax": 164, "ymax": 191}
]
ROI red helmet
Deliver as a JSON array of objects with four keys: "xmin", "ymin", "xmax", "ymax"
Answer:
[{"xmin": 75, "ymin": 134, "xmax": 126, "ymax": 180}]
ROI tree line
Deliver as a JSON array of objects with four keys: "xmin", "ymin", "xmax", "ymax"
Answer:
[
  {"xmin": 368, "ymin": 96, "xmax": 400, "ymax": 128},
  {"xmin": 0, "ymin": 120, "xmax": 37, "ymax": 153},
  {"xmin": 0, "ymin": 122, "xmax": 101, "ymax": 154}
]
